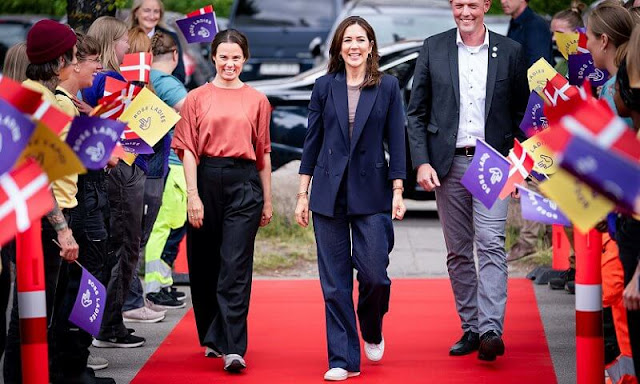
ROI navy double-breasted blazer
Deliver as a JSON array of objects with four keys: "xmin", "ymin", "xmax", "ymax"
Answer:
[{"xmin": 299, "ymin": 72, "xmax": 406, "ymax": 217}]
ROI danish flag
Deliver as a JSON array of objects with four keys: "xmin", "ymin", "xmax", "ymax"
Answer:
[
  {"xmin": 0, "ymin": 159, "xmax": 54, "ymax": 246},
  {"xmin": 542, "ymin": 74, "xmax": 581, "ymax": 106},
  {"xmin": 0, "ymin": 75, "xmax": 72, "ymax": 134},
  {"xmin": 187, "ymin": 5, "xmax": 214, "ymax": 16},
  {"xmin": 499, "ymin": 140, "xmax": 535, "ymax": 199},
  {"xmin": 540, "ymin": 96, "xmax": 640, "ymax": 162},
  {"xmin": 93, "ymin": 83, "xmax": 142, "ymax": 120},
  {"xmin": 120, "ymin": 53, "xmax": 152, "ymax": 84},
  {"xmin": 104, "ymin": 77, "xmax": 128, "ymax": 98}
]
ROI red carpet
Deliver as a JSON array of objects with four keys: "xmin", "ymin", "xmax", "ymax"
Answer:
[{"xmin": 132, "ymin": 279, "xmax": 557, "ymax": 383}]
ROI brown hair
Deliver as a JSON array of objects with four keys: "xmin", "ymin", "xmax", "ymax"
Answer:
[
  {"xmin": 552, "ymin": 1, "xmax": 586, "ymax": 29},
  {"xmin": 75, "ymin": 33, "xmax": 101, "ymax": 62},
  {"xmin": 628, "ymin": 26, "xmax": 640, "ymax": 87},
  {"xmin": 151, "ymin": 31, "xmax": 176, "ymax": 57},
  {"xmin": 128, "ymin": 27, "xmax": 152, "ymax": 54},
  {"xmin": 3, "ymin": 42, "xmax": 29, "ymax": 82},
  {"xmin": 210, "ymin": 29, "xmax": 250, "ymax": 61},
  {"xmin": 588, "ymin": 2, "xmax": 634, "ymax": 67},
  {"xmin": 128, "ymin": 0, "xmax": 167, "ymax": 30},
  {"xmin": 87, "ymin": 16, "xmax": 128, "ymax": 72},
  {"xmin": 327, "ymin": 16, "xmax": 381, "ymax": 88}
]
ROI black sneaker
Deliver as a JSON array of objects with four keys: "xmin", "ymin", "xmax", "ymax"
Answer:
[
  {"xmin": 147, "ymin": 290, "xmax": 186, "ymax": 309},
  {"xmin": 92, "ymin": 334, "xmax": 145, "ymax": 348},
  {"xmin": 164, "ymin": 286, "xmax": 187, "ymax": 301}
]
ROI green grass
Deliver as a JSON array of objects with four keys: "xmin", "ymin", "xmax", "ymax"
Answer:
[{"xmin": 253, "ymin": 214, "xmax": 317, "ymax": 274}]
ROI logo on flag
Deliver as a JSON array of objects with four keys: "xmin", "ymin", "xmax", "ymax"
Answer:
[
  {"xmin": 561, "ymin": 135, "xmax": 640, "ymax": 214},
  {"xmin": 518, "ymin": 185, "xmax": 571, "ymax": 226},
  {"xmin": 554, "ymin": 31, "xmax": 579, "ymax": 60},
  {"xmin": 460, "ymin": 139, "xmax": 511, "ymax": 209},
  {"xmin": 176, "ymin": 12, "xmax": 218, "ymax": 44},
  {"xmin": 120, "ymin": 53, "xmax": 152, "ymax": 83},
  {"xmin": 0, "ymin": 100, "xmax": 36, "ymax": 175},
  {"xmin": 499, "ymin": 139, "xmax": 535, "ymax": 199},
  {"xmin": 65, "ymin": 116, "xmax": 126, "ymax": 170},
  {"xmin": 521, "ymin": 135, "xmax": 558, "ymax": 175},
  {"xmin": 519, "ymin": 91, "xmax": 548, "ymax": 137},
  {"xmin": 69, "ymin": 266, "xmax": 106, "ymax": 337},
  {"xmin": 527, "ymin": 58, "xmax": 559, "ymax": 95},
  {"xmin": 0, "ymin": 159, "xmax": 54, "ymax": 246},
  {"xmin": 568, "ymin": 53, "xmax": 608, "ymax": 87}
]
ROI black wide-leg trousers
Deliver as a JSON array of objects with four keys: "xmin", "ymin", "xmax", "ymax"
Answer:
[{"xmin": 187, "ymin": 157, "xmax": 263, "ymax": 356}]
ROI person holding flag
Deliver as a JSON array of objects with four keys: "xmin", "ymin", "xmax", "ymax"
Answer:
[
  {"xmin": 127, "ymin": 0, "xmax": 186, "ymax": 84},
  {"xmin": 407, "ymin": 0, "xmax": 529, "ymax": 362}
]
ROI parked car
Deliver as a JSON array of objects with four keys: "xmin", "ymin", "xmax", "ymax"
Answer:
[
  {"xmin": 227, "ymin": 0, "xmax": 342, "ymax": 81},
  {"xmin": 0, "ymin": 15, "xmax": 51, "ymax": 72},
  {"xmin": 310, "ymin": 0, "xmax": 510, "ymax": 61}
]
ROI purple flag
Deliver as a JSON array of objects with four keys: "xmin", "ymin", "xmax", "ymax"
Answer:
[
  {"xmin": 518, "ymin": 185, "xmax": 572, "ymax": 226},
  {"xmin": 69, "ymin": 266, "xmax": 106, "ymax": 337},
  {"xmin": 121, "ymin": 138, "xmax": 155, "ymax": 155},
  {"xmin": 561, "ymin": 135, "xmax": 640, "ymax": 214},
  {"xmin": 519, "ymin": 92, "xmax": 548, "ymax": 137},
  {"xmin": 568, "ymin": 53, "xmax": 609, "ymax": 87},
  {"xmin": 65, "ymin": 116, "xmax": 126, "ymax": 170},
  {"xmin": 176, "ymin": 13, "xmax": 218, "ymax": 44},
  {"xmin": 460, "ymin": 139, "xmax": 511, "ymax": 209},
  {"xmin": 0, "ymin": 99, "xmax": 36, "ymax": 174}
]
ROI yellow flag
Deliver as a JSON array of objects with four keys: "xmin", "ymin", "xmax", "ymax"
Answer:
[
  {"xmin": 522, "ymin": 134, "xmax": 557, "ymax": 175},
  {"xmin": 539, "ymin": 170, "xmax": 614, "ymax": 232},
  {"xmin": 17, "ymin": 122, "xmax": 86, "ymax": 182},
  {"xmin": 527, "ymin": 58, "xmax": 559, "ymax": 95},
  {"xmin": 118, "ymin": 87, "xmax": 181, "ymax": 147},
  {"xmin": 554, "ymin": 32, "xmax": 579, "ymax": 60}
]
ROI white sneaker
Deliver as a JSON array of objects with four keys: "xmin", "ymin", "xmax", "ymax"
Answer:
[
  {"xmin": 223, "ymin": 354, "xmax": 246, "ymax": 372},
  {"xmin": 122, "ymin": 306, "xmax": 165, "ymax": 323},
  {"xmin": 144, "ymin": 298, "xmax": 168, "ymax": 315},
  {"xmin": 205, "ymin": 346, "xmax": 221, "ymax": 358},
  {"xmin": 364, "ymin": 337, "xmax": 385, "ymax": 362},
  {"xmin": 323, "ymin": 368, "xmax": 360, "ymax": 381},
  {"xmin": 87, "ymin": 354, "xmax": 109, "ymax": 370}
]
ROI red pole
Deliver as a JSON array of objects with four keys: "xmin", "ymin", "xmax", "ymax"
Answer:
[
  {"xmin": 574, "ymin": 228, "xmax": 604, "ymax": 384},
  {"xmin": 15, "ymin": 220, "xmax": 49, "ymax": 384}
]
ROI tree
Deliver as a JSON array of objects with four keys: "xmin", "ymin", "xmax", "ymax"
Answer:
[{"xmin": 66, "ymin": 0, "xmax": 119, "ymax": 32}]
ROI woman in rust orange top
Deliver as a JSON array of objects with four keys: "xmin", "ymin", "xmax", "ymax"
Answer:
[{"xmin": 171, "ymin": 29, "xmax": 272, "ymax": 373}]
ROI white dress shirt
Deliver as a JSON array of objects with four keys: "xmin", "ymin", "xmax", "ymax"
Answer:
[{"xmin": 456, "ymin": 27, "xmax": 489, "ymax": 148}]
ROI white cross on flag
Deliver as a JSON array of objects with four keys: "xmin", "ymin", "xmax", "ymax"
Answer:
[
  {"xmin": 499, "ymin": 139, "xmax": 535, "ymax": 199},
  {"xmin": 187, "ymin": 5, "xmax": 214, "ymax": 16},
  {"xmin": 0, "ymin": 159, "xmax": 54, "ymax": 246},
  {"xmin": 0, "ymin": 75, "xmax": 72, "ymax": 134},
  {"xmin": 120, "ymin": 53, "xmax": 152, "ymax": 84},
  {"xmin": 104, "ymin": 77, "xmax": 128, "ymax": 98},
  {"xmin": 542, "ymin": 74, "xmax": 580, "ymax": 106},
  {"xmin": 93, "ymin": 83, "xmax": 142, "ymax": 120}
]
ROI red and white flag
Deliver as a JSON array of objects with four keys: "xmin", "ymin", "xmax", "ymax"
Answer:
[
  {"xmin": 0, "ymin": 159, "xmax": 54, "ymax": 246},
  {"xmin": 187, "ymin": 5, "xmax": 214, "ymax": 16},
  {"xmin": 104, "ymin": 77, "xmax": 128, "ymax": 98},
  {"xmin": 120, "ymin": 53, "xmax": 152, "ymax": 83},
  {"xmin": 94, "ymin": 83, "xmax": 142, "ymax": 120},
  {"xmin": 0, "ymin": 75, "xmax": 73, "ymax": 134},
  {"xmin": 499, "ymin": 140, "xmax": 535, "ymax": 199},
  {"xmin": 577, "ymin": 32, "xmax": 589, "ymax": 54},
  {"xmin": 542, "ymin": 74, "xmax": 580, "ymax": 107}
]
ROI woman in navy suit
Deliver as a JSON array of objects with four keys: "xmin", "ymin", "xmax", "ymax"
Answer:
[{"xmin": 294, "ymin": 16, "xmax": 406, "ymax": 382}]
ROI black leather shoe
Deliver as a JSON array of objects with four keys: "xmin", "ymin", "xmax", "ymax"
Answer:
[
  {"xmin": 478, "ymin": 331, "xmax": 505, "ymax": 361},
  {"xmin": 449, "ymin": 331, "xmax": 480, "ymax": 356}
]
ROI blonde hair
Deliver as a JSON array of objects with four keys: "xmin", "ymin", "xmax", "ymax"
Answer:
[
  {"xmin": 128, "ymin": 0, "xmax": 167, "ymax": 30},
  {"xmin": 128, "ymin": 27, "xmax": 152, "ymax": 54},
  {"xmin": 87, "ymin": 16, "xmax": 128, "ymax": 72},
  {"xmin": 588, "ymin": 2, "xmax": 634, "ymax": 67},
  {"xmin": 3, "ymin": 42, "xmax": 29, "ymax": 82}
]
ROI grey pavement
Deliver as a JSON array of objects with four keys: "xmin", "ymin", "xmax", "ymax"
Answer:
[{"xmin": 1, "ymin": 200, "xmax": 576, "ymax": 383}]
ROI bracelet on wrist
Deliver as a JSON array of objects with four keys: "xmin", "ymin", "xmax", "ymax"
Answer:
[
  {"xmin": 296, "ymin": 191, "xmax": 308, "ymax": 198},
  {"xmin": 392, "ymin": 186, "xmax": 404, "ymax": 193}
]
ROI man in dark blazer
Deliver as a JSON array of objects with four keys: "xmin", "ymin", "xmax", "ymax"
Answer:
[{"xmin": 407, "ymin": 0, "xmax": 528, "ymax": 362}]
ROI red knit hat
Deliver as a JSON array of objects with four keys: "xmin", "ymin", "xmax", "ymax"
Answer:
[{"xmin": 26, "ymin": 19, "xmax": 77, "ymax": 64}]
